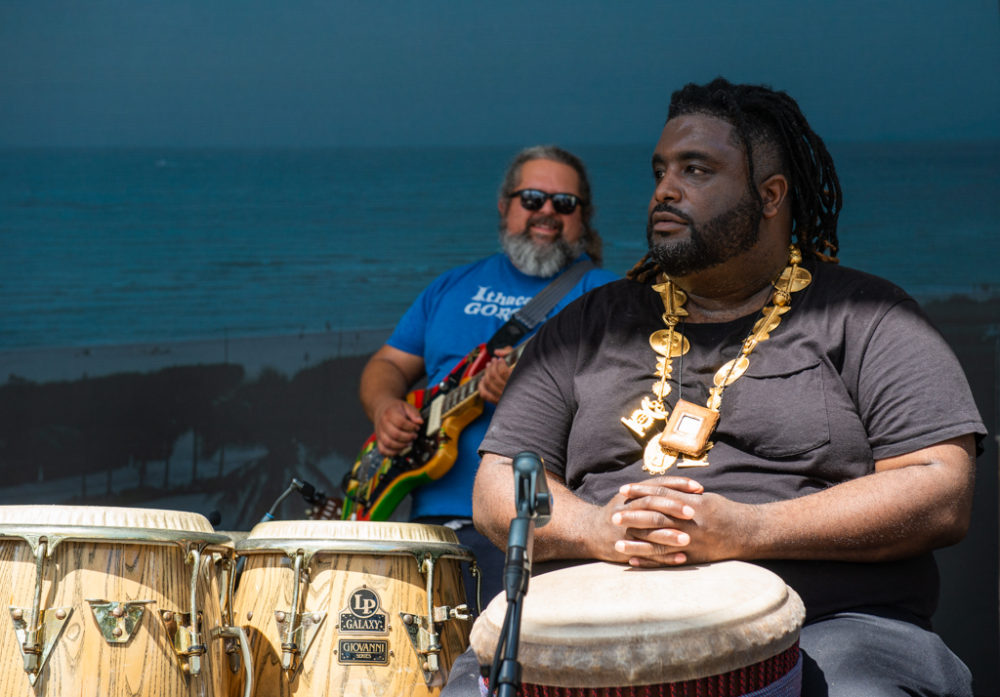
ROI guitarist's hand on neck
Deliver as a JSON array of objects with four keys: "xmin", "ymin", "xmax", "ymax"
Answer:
[{"xmin": 479, "ymin": 345, "xmax": 515, "ymax": 404}]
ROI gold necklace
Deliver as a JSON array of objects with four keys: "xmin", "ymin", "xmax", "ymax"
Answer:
[{"xmin": 621, "ymin": 245, "xmax": 812, "ymax": 474}]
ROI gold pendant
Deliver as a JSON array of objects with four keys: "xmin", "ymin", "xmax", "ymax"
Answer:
[
  {"xmin": 652, "ymin": 280, "xmax": 688, "ymax": 317},
  {"xmin": 713, "ymin": 356, "xmax": 749, "ymax": 387},
  {"xmin": 752, "ymin": 312, "xmax": 784, "ymax": 338},
  {"xmin": 776, "ymin": 265, "xmax": 812, "ymax": 292},
  {"xmin": 643, "ymin": 434, "xmax": 678, "ymax": 474},
  {"xmin": 656, "ymin": 399, "xmax": 719, "ymax": 458},
  {"xmin": 649, "ymin": 329, "xmax": 689, "ymax": 357},
  {"xmin": 678, "ymin": 454, "xmax": 711, "ymax": 468}
]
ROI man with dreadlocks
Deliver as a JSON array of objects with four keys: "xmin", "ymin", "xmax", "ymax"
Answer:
[{"xmin": 446, "ymin": 79, "xmax": 985, "ymax": 696}]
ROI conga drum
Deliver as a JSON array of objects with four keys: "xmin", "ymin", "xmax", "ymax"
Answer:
[
  {"xmin": 0, "ymin": 505, "xmax": 252, "ymax": 697},
  {"xmin": 232, "ymin": 520, "xmax": 476, "ymax": 696},
  {"xmin": 471, "ymin": 561, "xmax": 805, "ymax": 696}
]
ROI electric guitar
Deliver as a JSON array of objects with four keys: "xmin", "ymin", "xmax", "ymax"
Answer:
[{"xmin": 338, "ymin": 342, "xmax": 526, "ymax": 521}]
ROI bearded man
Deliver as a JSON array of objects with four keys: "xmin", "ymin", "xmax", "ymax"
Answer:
[
  {"xmin": 454, "ymin": 79, "xmax": 985, "ymax": 696},
  {"xmin": 358, "ymin": 145, "xmax": 617, "ymax": 603}
]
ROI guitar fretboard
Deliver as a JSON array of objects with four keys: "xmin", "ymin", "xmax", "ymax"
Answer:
[{"xmin": 422, "ymin": 344, "xmax": 526, "ymax": 424}]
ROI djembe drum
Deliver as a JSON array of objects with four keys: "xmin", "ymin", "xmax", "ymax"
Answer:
[
  {"xmin": 0, "ymin": 505, "xmax": 252, "ymax": 697},
  {"xmin": 471, "ymin": 561, "xmax": 805, "ymax": 697},
  {"xmin": 232, "ymin": 520, "xmax": 476, "ymax": 697}
]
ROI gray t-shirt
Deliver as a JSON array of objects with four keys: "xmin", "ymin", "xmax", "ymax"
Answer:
[{"xmin": 480, "ymin": 259, "xmax": 986, "ymax": 622}]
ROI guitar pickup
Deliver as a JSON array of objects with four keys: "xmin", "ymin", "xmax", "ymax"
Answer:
[{"xmin": 425, "ymin": 399, "xmax": 443, "ymax": 435}]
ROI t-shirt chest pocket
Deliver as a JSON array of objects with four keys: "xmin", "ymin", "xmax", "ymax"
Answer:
[{"xmin": 718, "ymin": 359, "xmax": 831, "ymax": 458}]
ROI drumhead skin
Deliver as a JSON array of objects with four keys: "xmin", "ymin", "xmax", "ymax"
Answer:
[
  {"xmin": 244, "ymin": 520, "xmax": 461, "ymax": 544},
  {"xmin": 0, "ymin": 504, "xmax": 214, "ymax": 532},
  {"xmin": 470, "ymin": 560, "xmax": 805, "ymax": 688}
]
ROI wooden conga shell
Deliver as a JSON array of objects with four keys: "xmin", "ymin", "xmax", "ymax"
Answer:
[
  {"xmin": 471, "ymin": 561, "xmax": 805, "ymax": 696},
  {"xmin": 233, "ymin": 520, "xmax": 474, "ymax": 697},
  {"xmin": 0, "ymin": 505, "xmax": 237, "ymax": 697}
]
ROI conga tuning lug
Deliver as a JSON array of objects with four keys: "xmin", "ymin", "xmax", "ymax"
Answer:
[
  {"xmin": 211, "ymin": 625, "xmax": 255, "ymax": 697},
  {"xmin": 432, "ymin": 604, "xmax": 470, "ymax": 622},
  {"xmin": 400, "ymin": 610, "xmax": 464, "ymax": 688},
  {"xmin": 274, "ymin": 609, "xmax": 326, "ymax": 673},
  {"xmin": 86, "ymin": 599, "xmax": 153, "ymax": 644},
  {"xmin": 158, "ymin": 610, "xmax": 207, "ymax": 675},
  {"xmin": 9, "ymin": 605, "xmax": 73, "ymax": 685}
]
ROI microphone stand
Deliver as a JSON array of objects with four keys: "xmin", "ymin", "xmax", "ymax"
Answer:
[
  {"xmin": 259, "ymin": 477, "xmax": 326, "ymax": 522},
  {"xmin": 236, "ymin": 477, "xmax": 328, "ymax": 586},
  {"xmin": 489, "ymin": 452, "xmax": 552, "ymax": 697}
]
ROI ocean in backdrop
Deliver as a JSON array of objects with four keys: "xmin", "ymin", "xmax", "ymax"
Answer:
[{"xmin": 2, "ymin": 141, "xmax": 998, "ymax": 351}]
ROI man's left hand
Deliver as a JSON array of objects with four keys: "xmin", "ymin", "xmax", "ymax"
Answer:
[{"xmin": 478, "ymin": 346, "xmax": 514, "ymax": 404}]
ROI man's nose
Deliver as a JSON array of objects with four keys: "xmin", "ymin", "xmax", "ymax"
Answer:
[{"xmin": 654, "ymin": 171, "xmax": 681, "ymax": 203}]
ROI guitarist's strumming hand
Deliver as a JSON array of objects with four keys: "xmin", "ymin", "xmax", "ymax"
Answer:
[
  {"xmin": 479, "ymin": 346, "xmax": 514, "ymax": 404},
  {"xmin": 359, "ymin": 345, "xmax": 428, "ymax": 457},
  {"xmin": 373, "ymin": 399, "xmax": 424, "ymax": 456}
]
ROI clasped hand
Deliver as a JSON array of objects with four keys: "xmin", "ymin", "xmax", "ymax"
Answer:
[{"xmin": 607, "ymin": 476, "xmax": 749, "ymax": 567}]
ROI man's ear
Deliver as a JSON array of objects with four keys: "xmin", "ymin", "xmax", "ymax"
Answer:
[
  {"xmin": 759, "ymin": 173, "xmax": 789, "ymax": 220},
  {"xmin": 498, "ymin": 197, "xmax": 509, "ymax": 216}
]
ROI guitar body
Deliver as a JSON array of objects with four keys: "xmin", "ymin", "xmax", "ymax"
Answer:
[{"xmin": 339, "ymin": 346, "xmax": 499, "ymax": 521}]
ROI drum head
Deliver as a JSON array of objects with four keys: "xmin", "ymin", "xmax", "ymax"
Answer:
[
  {"xmin": 470, "ymin": 560, "xmax": 804, "ymax": 687},
  {"xmin": 0, "ymin": 504, "xmax": 215, "ymax": 532},
  {"xmin": 245, "ymin": 519, "xmax": 460, "ymax": 544}
]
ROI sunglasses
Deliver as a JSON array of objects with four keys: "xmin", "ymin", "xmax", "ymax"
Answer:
[{"xmin": 510, "ymin": 189, "xmax": 584, "ymax": 215}]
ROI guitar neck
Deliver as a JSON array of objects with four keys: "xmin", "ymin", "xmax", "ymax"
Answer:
[{"xmin": 435, "ymin": 343, "xmax": 527, "ymax": 418}]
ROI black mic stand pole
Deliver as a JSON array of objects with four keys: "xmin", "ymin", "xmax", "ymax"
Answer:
[{"xmin": 489, "ymin": 452, "xmax": 551, "ymax": 697}]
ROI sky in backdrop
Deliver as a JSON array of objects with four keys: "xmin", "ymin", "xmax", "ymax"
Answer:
[{"xmin": 1, "ymin": 0, "xmax": 999, "ymax": 148}]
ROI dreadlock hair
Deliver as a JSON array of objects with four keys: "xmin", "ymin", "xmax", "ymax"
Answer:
[
  {"xmin": 499, "ymin": 145, "xmax": 603, "ymax": 266},
  {"xmin": 629, "ymin": 77, "xmax": 841, "ymax": 283}
]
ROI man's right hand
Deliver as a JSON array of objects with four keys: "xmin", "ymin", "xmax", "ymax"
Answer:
[
  {"xmin": 359, "ymin": 345, "xmax": 427, "ymax": 456},
  {"xmin": 372, "ymin": 399, "xmax": 424, "ymax": 455}
]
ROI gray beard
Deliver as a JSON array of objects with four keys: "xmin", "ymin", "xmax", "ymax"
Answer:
[{"xmin": 499, "ymin": 227, "xmax": 585, "ymax": 278}]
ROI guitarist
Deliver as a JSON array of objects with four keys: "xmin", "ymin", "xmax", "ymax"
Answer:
[{"xmin": 358, "ymin": 146, "xmax": 617, "ymax": 605}]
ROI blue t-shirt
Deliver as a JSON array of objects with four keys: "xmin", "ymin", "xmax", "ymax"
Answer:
[{"xmin": 387, "ymin": 253, "xmax": 617, "ymax": 519}]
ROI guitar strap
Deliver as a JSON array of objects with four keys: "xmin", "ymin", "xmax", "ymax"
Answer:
[{"xmin": 485, "ymin": 259, "xmax": 596, "ymax": 354}]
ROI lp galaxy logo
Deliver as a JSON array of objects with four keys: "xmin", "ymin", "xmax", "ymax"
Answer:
[{"xmin": 339, "ymin": 586, "xmax": 388, "ymax": 634}]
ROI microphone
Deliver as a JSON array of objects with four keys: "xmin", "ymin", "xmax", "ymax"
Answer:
[
  {"xmin": 504, "ymin": 451, "xmax": 551, "ymax": 600},
  {"xmin": 492, "ymin": 451, "xmax": 553, "ymax": 696},
  {"xmin": 512, "ymin": 451, "xmax": 551, "ymax": 523},
  {"xmin": 291, "ymin": 477, "xmax": 328, "ymax": 507},
  {"xmin": 260, "ymin": 476, "xmax": 327, "ymax": 523}
]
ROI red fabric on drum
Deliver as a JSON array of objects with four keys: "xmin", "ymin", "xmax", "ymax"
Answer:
[{"xmin": 484, "ymin": 643, "xmax": 800, "ymax": 697}]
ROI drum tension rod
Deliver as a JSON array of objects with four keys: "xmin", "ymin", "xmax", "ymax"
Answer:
[
  {"xmin": 219, "ymin": 553, "xmax": 243, "ymax": 674},
  {"xmin": 8, "ymin": 537, "xmax": 73, "ymax": 686},
  {"xmin": 280, "ymin": 549, "xmax": 305, "ymax": 671},
  {"xmin": 210, "ymin": 552, "xmax": 255, "ymax": 697},
  {"xmin": 158, "ymin": 545, "xmax": 208, "ymax": 676},
  {"xmin": 277, "ymin": 549, "xmax": 326, "ymax": 674},
  {"xmin": 400, "ymin": 552, "xmax": 472, "ymax": 687}
]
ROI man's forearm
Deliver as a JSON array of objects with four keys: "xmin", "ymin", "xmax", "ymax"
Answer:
[
  {"xmin": 359, "ymin": 355, "xmax": 414, "ymax": 422},
  {"xmin": 616, "ymin": 435, "xmax": 976, "ymax": 566},
  {"xmin": 743, "ymin": 446, "xmax": 974, "ymax": 562},
  {"xmin": 473, "ymin": 453, "xmax": 626, "ymax": 563}
]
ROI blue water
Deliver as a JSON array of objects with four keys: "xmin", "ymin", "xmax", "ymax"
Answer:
[{"xmin": 2, "ymin": 142, "xmax": 998, "ymax": 350}]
